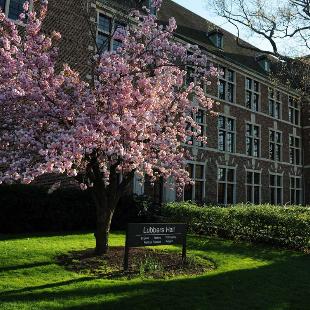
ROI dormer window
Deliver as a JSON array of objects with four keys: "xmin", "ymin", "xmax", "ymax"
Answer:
[
  {"xmin": 208, "ymin": 30, "xmax": 223, "ymax": 49},
  {"xmin": 257, "ymin": 55, "xmax": 271, "ymax": 72}
]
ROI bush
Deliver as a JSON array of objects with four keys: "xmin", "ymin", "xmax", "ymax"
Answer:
[
  {"xmin": 0, "ymin": 185, "xmax": 155, "ymax": 234},
  {"xmin": 163, "ymin": 202, "xmax": 310, "ymax": 250}
]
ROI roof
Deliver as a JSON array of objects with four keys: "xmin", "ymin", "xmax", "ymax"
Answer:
[{"xmin": 158, "ymin": 0, "xmax": 273, "ymax": 76}]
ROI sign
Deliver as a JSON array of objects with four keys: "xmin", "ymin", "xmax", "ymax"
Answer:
[{"xmin": 123, "ymin": 223, "xmax": 187, "ymax": 270}]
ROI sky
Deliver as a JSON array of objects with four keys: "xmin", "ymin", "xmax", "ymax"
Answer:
[{"xmin": 171, "ymin": 0, "xmax": 301, "ymax": 55}]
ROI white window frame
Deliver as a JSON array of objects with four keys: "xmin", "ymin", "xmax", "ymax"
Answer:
[
  {"xmin": 217, "ymin": 166, "xmax": 236, "ymax": 205},
  {"xmin": 269, "ymin": 129, "xmax": 282, "ymax": 162},
  {"xmin": 183, "ymin": 162, "xmax": 206, "ymax": 202},
  {"xmin": 218, "ymin": 114, "xmax": 236, "ymax": 153},
  {"xmin": 289, "ymin": 134, "xmax": 301, "ymax": 165},
  {"xmin": 245, "ymin": 122, "xmax": 261, "ymax": 158},
  {"xmin": 245, "ymin": 169, "xmax": 261, "ymax": 204},
  {"xmin": 218, "ymin": 66, "xmax": 235, "ymax": 103},
  {"xmin": 269, "ymin": 172, "xmax": 283, "ymax": 205},
  {"xmin": 290, "ymin": 175, "xmax": 302, "ymax": 205},
  {"xmin": 268, "ymin": 88, "xmax": 282, "ymax": 119},
  {"xmin": 245, "ymin": 77, "xmax": 260, "ymax": 111},
  {"xmin": 288, "ymin": 96, "xmax": 300, "ymax": 125}
]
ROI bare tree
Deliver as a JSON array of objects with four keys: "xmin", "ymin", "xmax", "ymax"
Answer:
[{"xmin": 205, "ymin": 0, "xmax": 310, "ymax": 94}]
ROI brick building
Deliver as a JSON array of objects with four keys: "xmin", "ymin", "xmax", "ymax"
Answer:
[{"xmin": 1, "ymin": 0, "xmax": 308, "ymax": 205}]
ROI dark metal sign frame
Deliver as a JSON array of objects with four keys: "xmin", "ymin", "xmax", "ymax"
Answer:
[{"xmin": 123, "ymin": 223, "xmax": 187, "ymax": 270}]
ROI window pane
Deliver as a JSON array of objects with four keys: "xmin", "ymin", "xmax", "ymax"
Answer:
[
  {"xmin": 227, "ymin": 119, "xmax": 234, "ymax": 131},
  {"xmin": 254, "ymin": 186, "xmax": 260, "ymax": 204},
  {"xmin": 275, "ymin": 103, "xmax": 280, "ymax": 119},
  {"xmin": 253, "ymin": 126, "xmax": 259, "ymax": 137},
  {"xmin": 254, "ymin": 139, "xmax": 259, "ymax": 157},
  {"xmin": 296, "ymin": 178, "xmax": 301, "ymax": 188},
  {"xmin": 254, "ymin": 81, "xmax": 259, "ymax": 92},
  {"xmin": 296, "ymin": 190, "xmax": 301, "ymax": 204},
  {"xmin": 246, "ymin": 137, "xmax": 252, "ymax": 156},
  {"xmin": 246, "ymin": 124, "xmax": 252, "ymax": 136},
  {"xmin": 254, "ymin": 173, "xmax": 260, "ymax": 185},
  {"xmin": 269, "ymin": 100, "xmax": 274, "ymax": 116},
  {"xmin": 227, "ymin": 184, "xmax": 234, "ymax": 204},
  {"xmin": 276, "ymin": 144, "xmax": 281, "ymax": 161},
  {"xmin": 277, "ymin": 175, "xmax": 282, "ymax": 187},
  {"xmin": 270, "ymin": 175, "xmax": 275, "ymax": 186},
  {"xmin": 271, "ymin": 188, "xmax": 275, "ymax": 204},
  {"xmin": 195, "ymin": 181, "xmax": 203, "ymax": 201},
  {"xmin": 195, "ymin": 165, "xmax": 204, "ymax": 179},
  {"xmin": 186, "ymin": 67, "xmax": 195, "ymax": 85},
  {"xmin": 184, "ymin": 184, "xmax": 193, "ymax": 201},
  {"xmin": 227, "ymin": 169, "xmax": 234, "ymax": 182},
  {"xmin": 219, "ymin": 131, "xmax": 225, "ymax": 151},
  {"xmin": 247, "ymin": 185, "xmax": 252, "ymax": 203},
  {"xmin": 253, "ymin": 94, "xmax": 259, "ymax": 111},
  {"xmin": 219, "ymin": 80, "xmax": 225, "ymax": 99},
  {"xmin": 227, "ymin": 132, "xmax": 234, "ymax": 152},
  {"xmin": 270, "ymin": 143, "xmax": 275, "ymax": 160},
  {"xmin": 246, "ymin": 91, "xmax": 252, "ymax": 108},
  {"xmin": 97, "ymin": 33, "xmax": 110, "ymax": 52},
  {"xmin": 270, "ymin": 130, "xmax": 275, "ymax": 141},
  {"xmin": 0, "ymin": 0, "xmax": 5, "ymax": 10},
  {"xmin": 246, "ymin": 78, "xmax": 252, "ymax": 89},
  {"xmin": 218, "ymin": 168, "xmax": 225, "ymax": 181},
  {"xmin": 277, "ymin": 188, "xmax": 282, "ymax": 204},
  {"xmin": 112, "ymin": 40, "xmax": 122, "ymax": 52},
  {"xmin": 227, "ymin": 83, "xmax": 234, "ymax": 102},
  {"xmin": 228, "ymin": 70, "xmax": 234, "ymax": 82},
  {"xmin": 291, "ymin": 189, "xmax": 295, "ymax": 204},
  {"xmin": 186, "ymin": 164, "xmax": 194, "ymax": 178},
  {"xmin": 196, "ymin": 110, "xmax": 204, "ymax": 123},
  {"xmin": 218, "ymin": 116, "xmax": 225, "ymax": 129},
  {"xmin": 295, "ymin": 110, "xmax": 299, "ymax": 125},
  {"xmin": 218, "ymin": 183, "xmax": 225, "ymax": 204},
  {"xmin": 8, "ymin": 0, "xmax": 26, "ymax": 20},
  {"xmin": 98, "ymin": 14, "xmax": 112, "ymax": 32},
  {"xmin": 247, "ymin": 172, "xmax": 252, "ymax": 184}
]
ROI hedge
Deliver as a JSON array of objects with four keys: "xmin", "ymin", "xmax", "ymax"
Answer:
[
  {"xmin": 0, "ymin": 185, "xmax": 153, "ymax": 234},
  {"xmin": 163, "ymin": 202, "xmax": 310, "ymax": 251}
]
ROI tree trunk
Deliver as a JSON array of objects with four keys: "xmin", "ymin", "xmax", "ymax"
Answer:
[
  {"xmin": 92, "ymin": 182, "xmax": 119, "ymax": 255},
  {"xmin": 95, "ymin": 199, "xmax": 115, "ymax": 255}
]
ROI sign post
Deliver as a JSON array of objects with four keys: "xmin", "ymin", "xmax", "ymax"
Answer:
[{"xmin": 123, "ymin": 223, "xmax": 187, "ymax": 270}]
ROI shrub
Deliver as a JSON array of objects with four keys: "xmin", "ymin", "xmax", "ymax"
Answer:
[{"xmin": 163, "ymin": 202, "xmax": 310, "ymax": 250}]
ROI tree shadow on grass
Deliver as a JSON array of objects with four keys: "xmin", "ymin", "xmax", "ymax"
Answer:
[
  {"xmin": 1, "ymin": 254, "xmax": 310, "ymax": 310},
  {"xmin": 0, "ymin": 261, "xmax": 54, "ymax": 273}
]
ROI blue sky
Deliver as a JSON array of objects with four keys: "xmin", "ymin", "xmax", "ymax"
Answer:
[{"xmin": 171, "ymin": 0, "xmax": 278, "ymax": 53}]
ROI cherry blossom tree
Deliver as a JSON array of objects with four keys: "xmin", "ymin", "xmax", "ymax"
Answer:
[{"xmin": 0, "ymin": 0, "xmax": 217, "ymax": 254}]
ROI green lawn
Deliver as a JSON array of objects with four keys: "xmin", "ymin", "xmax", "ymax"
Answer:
[{"xmin": 0, "ymin": 232, "xmax": 309, "ymax": 310}]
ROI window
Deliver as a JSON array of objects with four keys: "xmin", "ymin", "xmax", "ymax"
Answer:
[
  {"xmin": 290, "ymin": 176, "xmax": 302, "ymax": 205},
  {"xmin": 268, "ymin": 88, "xmax": 281, "ymax": 119},
  {"xmin": 218, "ymin": 67, "xmax": 235, "ymax": 103},
  {"xmin": 246, "ymin": 123, "xmax": 260, "ymax": 157},
  {"xmin": 1, "ymin": 0, "xmax": 27, "ymax": 20},
  {"xmin": 97, "ymin": 13, "xmax": 126, "ymax": 52},
  {"xmin": 269, "ymin": 130, "xmax": 282, "ymax": 161},
  {"xmin": 133, "ymin": 173, "xmax": 144, "ymax": 196},
  {"xmin": 258, "ymin": 56, "xmax": 270, "ymax": 72},
  {"xmin": 208, "ymin": 30, "xmax": 224, "ymax": 48},
  {"xmin": 270, "ymin": 173, "xmax": 283, "ymax": 204},
  {"xmin": 195, "ymin": 109, "xmax": 207, "ymax": 147},
  {"xmin": 218, "ymin": 115, "xmax": 235, "ymax": 153},
  {"xmin": 184, "ymin": 163, "xmax": 205, "ymax": 202},
  {"xmin": 246, "ymin": 170, "xmax": 261, "ymax": 204},
  {"xmin": 245, "ymin": 78, "xmax": 260, "ymax": 111},
  {"xmin": 288, "ymin": 96, "xmax": 300, "ymax": 125},
  {"xmin": 217, "ymin": 167, "xmax": 236, "ymax": 204},
  {"xmin": 289, "ymin": 135, "xmax": 301, "ymax": 165}
]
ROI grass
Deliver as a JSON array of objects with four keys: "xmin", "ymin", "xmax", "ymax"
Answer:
[{"xmin": 0, "ymin": 232, "xmax": 310, "ymax": 309}]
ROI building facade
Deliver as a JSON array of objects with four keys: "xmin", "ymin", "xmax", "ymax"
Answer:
[{"xmin": 1, "ymin": 0, "xmax": 308, "ymax": 205}]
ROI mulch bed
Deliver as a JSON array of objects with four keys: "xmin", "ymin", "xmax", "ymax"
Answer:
[{"xmin": 56, "ymin": 246, "xmax": 215, "ymax": 279}]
